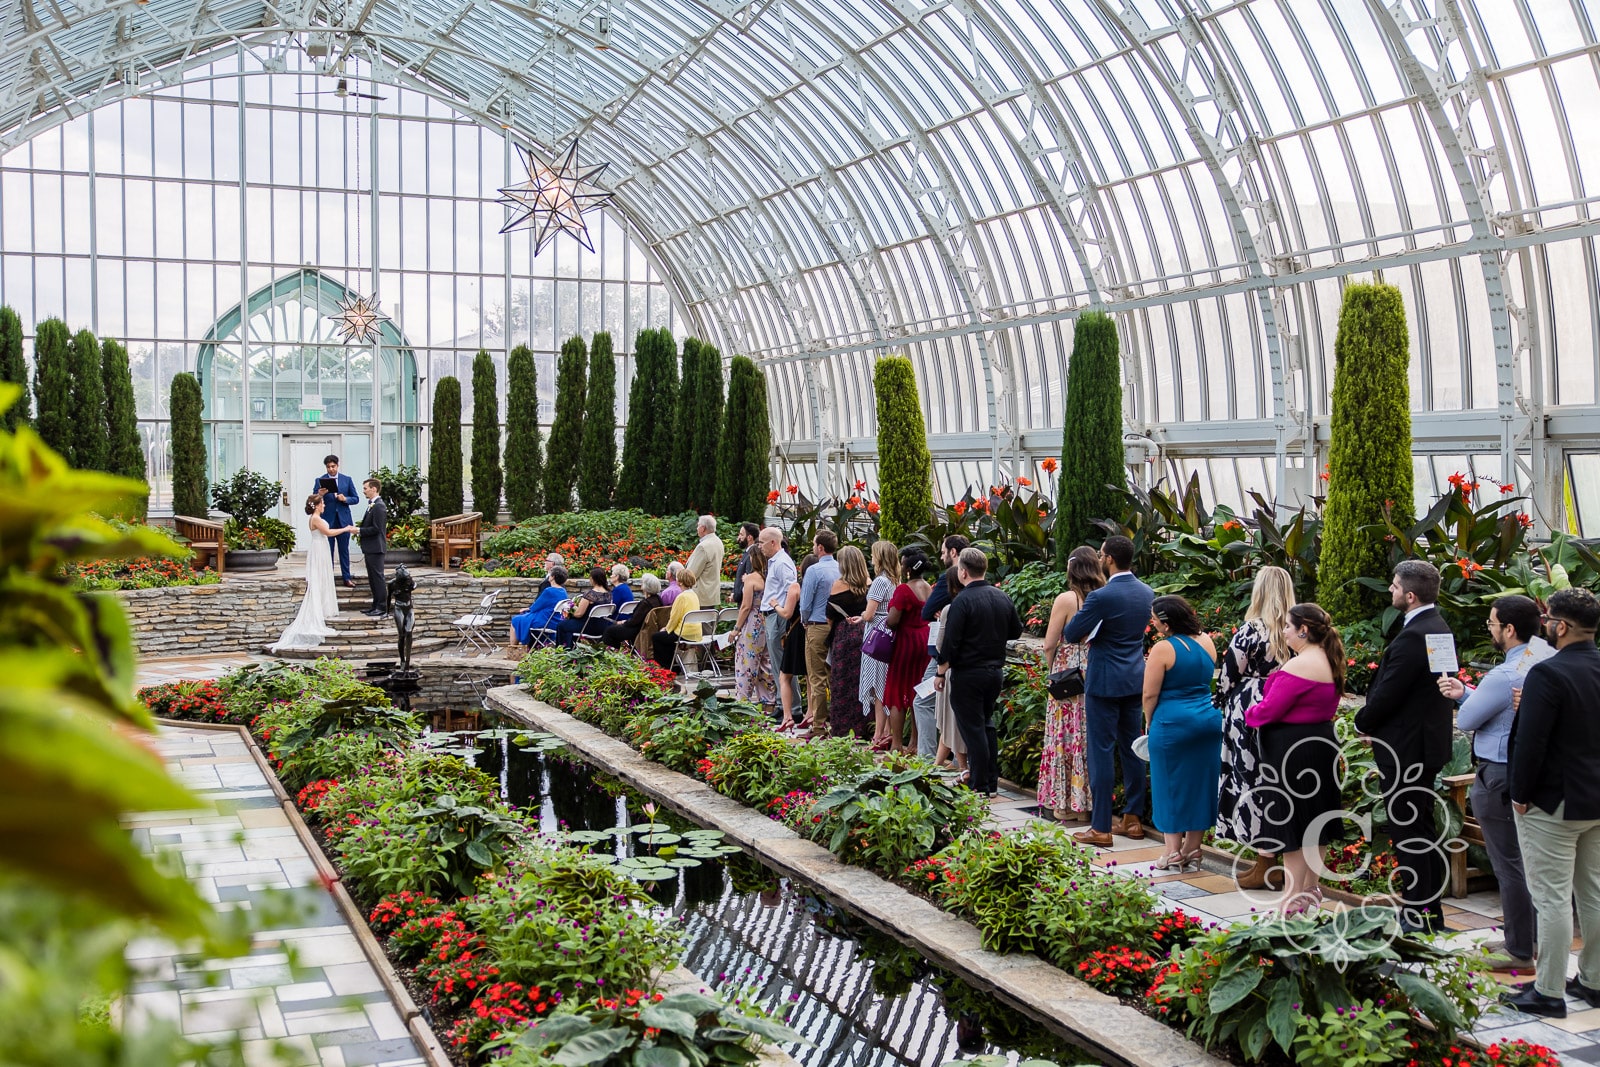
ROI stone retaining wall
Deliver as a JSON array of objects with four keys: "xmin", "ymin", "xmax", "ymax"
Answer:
[{"xmin": 111, "ymin": 575, "xmax": 548, "ymax": 657}]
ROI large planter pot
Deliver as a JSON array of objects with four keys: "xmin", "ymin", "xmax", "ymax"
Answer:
[
  {"xmin": 225, "ymin": 548, "xmax": 281, "ymax": 571},
  {"xmin": 386, "ymin": 549, "xmax": 426, "ymax": 565}
]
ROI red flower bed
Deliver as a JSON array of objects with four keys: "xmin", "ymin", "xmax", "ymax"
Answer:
[
  {"xmin": 1076, "ymin": 945, "xmax": 1161, "ymax": 997},
  {"xmin": 138, "ymin": 679, "xmax": 230, "ymax": 722},
  {"xmin": 296, "ymin": 778, "xmax": 338, "ymax": 813}
]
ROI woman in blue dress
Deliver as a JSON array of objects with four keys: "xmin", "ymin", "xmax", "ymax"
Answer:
[
  {"xmin": 509, "ymin": 566, "xmax": 570, "ymax": 648},
  {"xmin": 1143, "ymin": 594, "xmax": 1223, "ymax": 872}
]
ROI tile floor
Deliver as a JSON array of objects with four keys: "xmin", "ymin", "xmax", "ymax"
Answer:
[
  {"xmin": 132, "ymin": 651, "xmax": 1599, "ymax": 1064},
  {"xmin": 128, "ymin": 655, "xmax": 425, "ymax": 1067}
]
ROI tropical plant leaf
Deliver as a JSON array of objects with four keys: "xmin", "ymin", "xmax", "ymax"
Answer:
[
  {"xmin": 640, "ymin": 1006, "xmax": 700, "ymax": 1039},
  {"xmin": 1207, "ymin": 965, "xmax": 1264, "ymax": 1014},
  {"xmin": 634, "ymin": 1047, "xmax": 690, "ymax": 1067}
]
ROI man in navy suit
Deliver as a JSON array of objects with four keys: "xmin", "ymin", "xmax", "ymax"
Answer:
[
  {"xmin": 1353, "ymin": 560, "xmax": 1456, "ymax": 933},
  {"xmin": 313, "ymin": 454, "xmax": 358, "ymax": 587},
  {"xmin": 1062, "ymin": 535, "xmax": 1154, "ymax": 846}
]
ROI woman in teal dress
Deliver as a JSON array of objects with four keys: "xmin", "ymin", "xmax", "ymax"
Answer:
[{"xmin": 1142, "ymin": 594, "xmax": 1223, "ymax": 872}]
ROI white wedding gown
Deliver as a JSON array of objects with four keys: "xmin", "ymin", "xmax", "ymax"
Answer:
[{"xmin": 269, "ymin": 524, "xmax": 342, "ymax": 651}]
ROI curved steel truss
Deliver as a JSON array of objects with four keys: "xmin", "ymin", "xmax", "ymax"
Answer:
[{"xmin": 6, "ymin": 0, "xmax": 1600, "ymax": 522}]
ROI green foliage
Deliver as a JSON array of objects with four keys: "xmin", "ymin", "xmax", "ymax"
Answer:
[
  {"xmin": 506, "ymin": 344, "xmax": 545, "ymax": 520},
  {"xmin": 0, "ymin": 381, "xmax": 209, "ymax": 927},
  {"xmin": 492, "ymin": 989, "xmax": 802, "ymax": 1067},
  {"xmin": 714, "ymin": 355, "xmax": 771, "ymax": 523},
  {"xmin": 168, "ymin": 371, "xmax": 208, "ymax": 518},
  {"xmin": 616, "ymin": 328, "xmax": 661, "ymax": 512},
  {"xmin": 999, "ymin": 562, "xmax": 1072, "ymax": 633},
  {"xmin": 1320, "ymin": 281, "xmax": 1413, "ymax": 623},
  {"xmin": 666, "ymin": 336, "xmax": 698, "ymax": 514},
  {"xmin": 626, "ymin": 687, "xmax": 766, "ymax": 774},
  {"xmin": 801, "ymin": 760, "xmax": 988, "ymax": 875},
  {"xmin": 471, "ymin": 349, "xmax": 504, "ymax": 518},
  {"xmin": 99, "ymin": 338, "xmax": 147, "ymax": 518},
  {"xmin": 431, "ymin": 376, "xmax": 465, "ymax": 519},
  {"xmin": 545, "ymin": 335, "xmax": 588, "ymax": 512},
  {"xmin": 0, "ymin": 305, "xmax": 27, "ymax": 430},
  {"xmin": 223, "ymin": 516, "xmax": 296, "ymax": 555},
  {"xmin": 579, "ymin": 332, "xmax": 618, "ymax": 510},
  {"xmin": 647, "ymin": 330, "xmax": 680, "ymax": 511},
  {"xmin": 1056, "ymin": 311, "xmax": 1125, "ymax": 560},
  {"xmin": 370, "ymin": 463, "xmax": 427, "ymax": 522},
  {"xmin": 703, "ymin": 731, "xmax": 873, "ymax": 809},
  {"xmin": 68, "ymin": 329, "xmax": 106, "ymax": 472},
  {"xmin": 1151, "ymin": 910, "xmax": 1490, "ymax": 1061},
  {"xmin": 210, "ymin": 467, "xmax": 281, "ymax": 525},
  {"xmin": 873, "ymin": 356, "xmax": 934, "ymax": 542},
  {"xmin": 31, "ymin": 317, "xmax": 72, "ymax": 460},
  {"xmin": 1292, "ymin": 1000, "xmax": 1412, "ymax": 1067},
  {"xmin": 688, "ymin": 341, "xmax": 725, "ymax": 513}
]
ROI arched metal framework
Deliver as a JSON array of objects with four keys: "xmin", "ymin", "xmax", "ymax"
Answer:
[{"xmin": 7, "ymin": 0, "xmax": 1600, "ymax": 525}]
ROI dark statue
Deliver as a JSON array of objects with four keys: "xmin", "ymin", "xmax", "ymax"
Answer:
[{"xmin": 388, "ymin": 564, "xmax": 417, "ymax": 674}]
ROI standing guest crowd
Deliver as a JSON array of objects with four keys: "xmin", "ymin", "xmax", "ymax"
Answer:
[{"xmin": 500, "ymin": 517, "xmax": 1600, "ymax": 1000}]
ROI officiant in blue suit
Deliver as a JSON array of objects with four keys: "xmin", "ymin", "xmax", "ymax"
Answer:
[{"xmin": 313, "ymin": 455, "xmax": 359, "ymax": 587}]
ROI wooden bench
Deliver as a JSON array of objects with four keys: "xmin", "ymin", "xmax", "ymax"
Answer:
[
  {"xmin": 174, "ymin": 515, "xmax": 225, "ymax": 575},
  {"xmin": 429, "ymin": 512, "xmax": 482, "ymax": 568},
  {"xmin": 1442, "ymin": 772, "xmax": 1490, "ymax": 898}
]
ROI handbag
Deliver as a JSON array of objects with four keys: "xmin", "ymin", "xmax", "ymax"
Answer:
[
  {"xmin": 1047, "ymin": 666, "xmax": 1085, "ymax": 700},
  {"xmin": 862, "ymin": 619, "xmax": 896, "ymax": 663}
]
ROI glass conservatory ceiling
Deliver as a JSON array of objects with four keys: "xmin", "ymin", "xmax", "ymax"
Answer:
[{"xmin": 6, "ymin": 0, "xmax": 1600, "ymax": 518}]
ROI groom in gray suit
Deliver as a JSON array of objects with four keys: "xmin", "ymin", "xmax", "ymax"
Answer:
[{"xmin": 358, "ymin": 479, "xmax": 388, "ymax": 617}]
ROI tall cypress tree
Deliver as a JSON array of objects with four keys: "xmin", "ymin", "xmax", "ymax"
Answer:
[
  {"xmin": 101, "ymin": 338, "xmax": 148, "ymax": 518},
  {"xmin": 688, "ymin": 341, "xmax": 725, "ymax": 512},
  {"xmin": 873, "ymin": 356, "xmax": 934, "ymax": 543},
  {"xmin": 616, "ymin": 328, "xmax": 657, "ymax": 510},
  {"xmin": 715, "ymin": 355, "xmax": 771, "ymax": 523},
  {"xmin": 68, "ymin": 329, "xmax": 106, "ymax": 472},
  {"xmin": 579, "ymin": 331, "xmax": 617, "ymax": 510},
  {"xmin": 646, "ymin": 330, "xmax": 679, "ymax": 511},
  {"xmin": 544, "ymin": 335, "xmax": 587, "ymax": 512},
  {"xmin": 429, "ymin": 376, "xmax": 464, "ymax": 519},
  {"xmin": 470, "ymin": 350, "xmax": 503, "ymax": 518},
  {"xmin": 1320, "ymin": 281, "xmax": 1414, "ymax": 623},
  {"xmin": 504, "ymin": 344, "xmax": 543, "ymax": 520},
  {"xmin": 31, "ymin": 317, "xmax": 72, "ymax": 460},
  {"xmin": 1055, "ymin": 311, "xmax": 1126, "ymax": 564},
  {"xmin": 0, "ymin": 306, "xmax": 28, "ymax": 431},
  {"xmin": 169, "ymin": 372, "xmax": 207, "ymax": 518},
  {"xmin": 666, "ymin": 337, "xmax": 700, "ymax": 514}
]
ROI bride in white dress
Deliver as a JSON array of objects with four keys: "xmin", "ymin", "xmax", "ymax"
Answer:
[{"xmin": 270, "ymin": 495, "xmax": 358, "ymax": 652}]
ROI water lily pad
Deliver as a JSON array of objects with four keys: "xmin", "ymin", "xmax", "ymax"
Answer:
[
  {"xmin": 637, "ymin": 831, "xmax": 682, "ymax": 846},
  {"xmin": 624, "ymin": 822, "xmax": 673, "ymax": 835},
  {"xmin": 663, "ymin": 856, "xmax": 702, "ymax": 868},
  {"xmin": 615, "ymin": 856, "xmax": 670, "ymax": 872},
  {"xmin": 566, "ymin": 830, "xmax": 611, "ymax": 845},
  {"xmin": 681, "ymin": 829, "xmax": 725, "ymax": 841}
]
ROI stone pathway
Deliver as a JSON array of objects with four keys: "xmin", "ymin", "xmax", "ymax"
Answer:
[
  {"xmin": 128, "ymin": 655, "xmax": 425, "ymax": 1066},
  {"xmin": 986, "ymin": 790, "xmax": 1600, "ymax": 1063}
]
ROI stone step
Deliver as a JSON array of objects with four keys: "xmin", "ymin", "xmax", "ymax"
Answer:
[{"xmin": 267, "ymin": 636, "xmax": 449, "ymax": 660}]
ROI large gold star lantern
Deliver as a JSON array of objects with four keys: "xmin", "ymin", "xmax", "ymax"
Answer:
[
  {"xmin": 331, "ymin": 292, "xmax": 389, "ymax": 344},
  {"xmin": 498, "ymin": 140, "xmax": 615, "ymax": 252}
]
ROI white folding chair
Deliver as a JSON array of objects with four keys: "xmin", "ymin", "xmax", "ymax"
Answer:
[
  {"xmin": 528, "ymin": 600, "xmax": 571, "ymax": 650},
  {"xmin": 615, "ymin": 599, "xmax": 638, "ymax": 619},
  {"xmin": 672, "ymin": 608, "xmax": 722, "ymax": 677},
  {"xmin": 576, "ymin": 602, "xmax": 616, "ymax": 643},
  {"xmin": 712, "ymin": 606, "xmax": 742, "ymax": 671},
  {"xmin": 450, "ymin": 588, "xmax": 503, "ymax": 657}
]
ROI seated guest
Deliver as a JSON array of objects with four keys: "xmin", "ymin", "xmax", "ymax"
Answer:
[
  {"xmin": 509, "ymin": 567, "xmax": 569, "ymax": 648},
  {"xmin": 605, "ymin": 574, "xmax": 662, "ymax": 649},
  {"xmin": 661, "ymin": 562, "xmax": 685, "ymax": 606},
  {"xmin": 536, "ymin": 553, "xmax": 566, "ymax": 594},
  {"xmin": 556, "ymin": 566, "xmax": 611, "ymax": 647},
  {"xmin": 652, "ymin": 586, "xmax": 703, "ymax": 670},
  {"xmin": 610, "ymin": 564, "xmax": 635, "ymax": 606}
]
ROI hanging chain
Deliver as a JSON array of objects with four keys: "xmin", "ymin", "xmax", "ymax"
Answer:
[{"xmin": 352, "ymin": 69, "xmax": 363, "ymax": 284}]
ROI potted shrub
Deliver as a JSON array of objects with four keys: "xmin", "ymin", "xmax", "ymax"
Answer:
[
  {"xmin": 370, "ymin": 464, "xmax": 429, "ymax": 564},
  {"xmin": 213, "ymin": 469, "xmax": 287, "ymax": 570}
]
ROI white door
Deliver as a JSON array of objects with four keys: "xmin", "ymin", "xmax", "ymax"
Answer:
[{"xmin": 283, "ymin": 436, "xmax": 338, "ymax": 551}]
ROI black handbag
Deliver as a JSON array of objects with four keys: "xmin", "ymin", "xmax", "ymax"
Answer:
[{"xmin": 1047, "ymin": 666, "xmax": 1085, "ymax": 700}]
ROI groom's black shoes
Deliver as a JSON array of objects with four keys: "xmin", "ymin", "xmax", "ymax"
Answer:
[{"xmin": 362, "ymin": 608, "xmax": 385, "ymax": 618}]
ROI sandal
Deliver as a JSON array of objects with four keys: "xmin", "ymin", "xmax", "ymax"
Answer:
[
  {"xmin": 1154, "ymin": 852, "xmax": 1184, "ymax": 872},
  {"xmin": 1180, "ymin": 849, "xmax": 1203, "ymax": 873},
  {"xmin": 870, "ymin": 736, "xmax": 892, "ymax": 753}
]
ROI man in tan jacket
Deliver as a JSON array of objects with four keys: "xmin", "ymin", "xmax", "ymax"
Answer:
[{"xmin": 684, "ymin": 514, "xmax": 725, "ymax": 608}]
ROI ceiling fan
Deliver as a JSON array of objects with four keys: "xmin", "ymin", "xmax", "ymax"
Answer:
[{"xmin": 297, "ymin": 77, "xmax": 385, "ymax": 101}]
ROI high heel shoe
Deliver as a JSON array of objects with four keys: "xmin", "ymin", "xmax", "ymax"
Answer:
[
  {"xmin": 870, "ymin": 736, "xmax": 892, "ymax": 752},
  {"xmin": 1154, "ymin": 852, "xmax": 1184, "ymax": 872},
  {"xmin": 1179, "ymin": 849, "xmax": 1203, "ymax": 873}
]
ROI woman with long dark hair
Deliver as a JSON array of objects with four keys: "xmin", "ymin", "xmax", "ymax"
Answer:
[
  {"xmin": 1245, "ymin": 602, "xmax": 1345, "ymax": 916},
  {"xmin": 1038, "ymin": 546, "xmax": 1104, "ymax": 821},
  {"xmin": 1143, "ymin": 594, "xmax": 1222, "ymax": 871}
]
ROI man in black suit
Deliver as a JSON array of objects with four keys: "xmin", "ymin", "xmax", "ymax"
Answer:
[
  {"xmin": 1502, "ymin": 587, "xmax": 1600, "ymax": 1018},
  {"xmin": 1353, "ymin": 559, "xmax": 1456, "ymax": 933},
  {"xmin": 357, "ymin": 478, "xmax": 388, "ymax": 617}
]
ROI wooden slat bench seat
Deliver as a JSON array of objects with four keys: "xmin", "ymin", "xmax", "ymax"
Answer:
[
  {"xmin": 174, "ymin": 515, "xmax": 225, "ymax": 575},
  {"xmin": 1442, "ymin": 772, "xmax": 1490, "ymax": 898},
  {"xmin": 429, "ymin": 512, "xmax": 482, "ymax": 568}
]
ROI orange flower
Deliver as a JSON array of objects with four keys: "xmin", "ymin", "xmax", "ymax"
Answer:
[
  {"xmin": 786, "ymin": 484, "xmax": 798, "ymax": 495},
  {"xmin": 972, "ymin": 499, "xmax": 990, "ymax": 514},
  {"xmin": 1501, "ymin": 482, "xmax": 1516, "ymax": 494},
  {"xmin": 1447, "ymin": 471, "xmax": 1467, "ymax": 488},
  {"xmin": 853, "ymin": 479, "xmax": 866, "ymax": 491},
  {"xmin": 952, "ymin": 501, "xmax": 968, "ymax": 517},
  {"xmin": 866, "ymin": 501, "xmax": 880, "ymax": 514},
  {"xmin": 1041, "ymin": 457, "xmax": 1059, "ymax": 473},
  {"xmin": 847, "ymin": 495, "xmax": 861, "ymax": 509},
  {"xmin": 767, "ymin": 490, "xmax": 780, "ymax": 504},
  {"xmin": 1017, "ymin": 476, "xmax": 1032, "ymax": 486}
]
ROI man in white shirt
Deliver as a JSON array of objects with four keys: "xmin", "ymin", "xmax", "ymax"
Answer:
[{"xmin": 758, "ymin": 527, "xmax": 798, "ymax": 724}]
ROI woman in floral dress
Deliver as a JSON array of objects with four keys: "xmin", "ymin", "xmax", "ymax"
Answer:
[
  {"xmin": 733, "ymin": 549, "xmax": 776, "ymax": 707},
  {"xmin": 1037, "ymin": 546, "xmax": 1103, "ymax": 820},
  {"xmin": 1215, "ymin": 566, "xmax": 1293, "ymax": 887}
]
